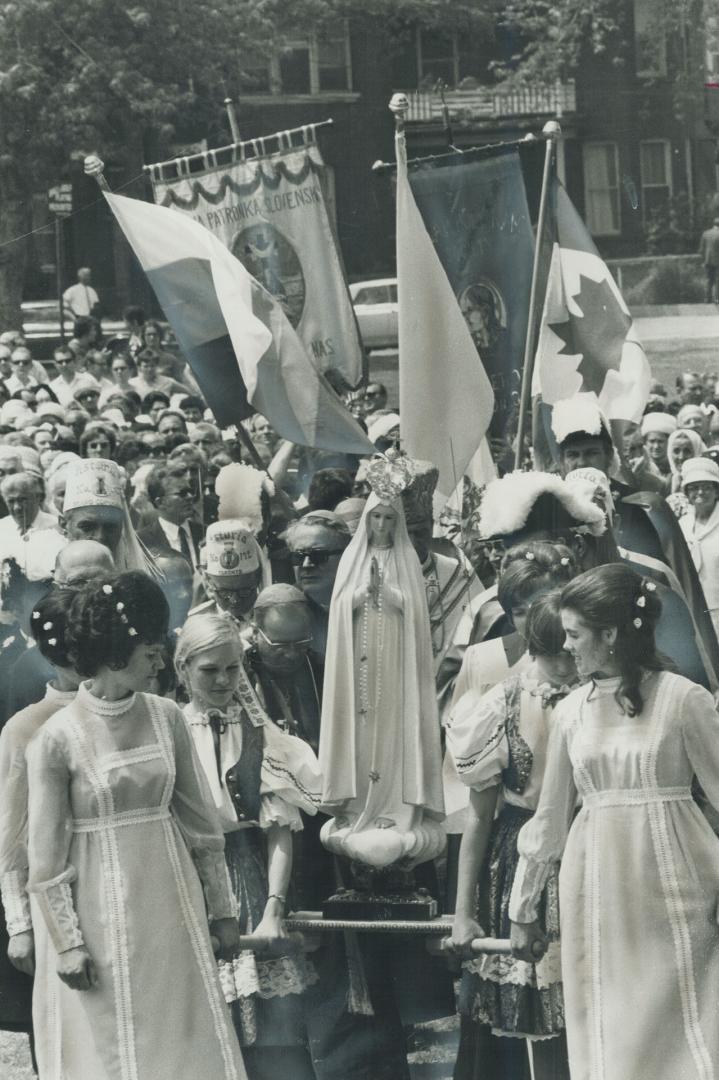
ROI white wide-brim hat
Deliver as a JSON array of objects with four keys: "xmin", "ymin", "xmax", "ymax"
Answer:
[{"xmin": 680, "ymin": 456, "xmax": 719, "ymax": 490}]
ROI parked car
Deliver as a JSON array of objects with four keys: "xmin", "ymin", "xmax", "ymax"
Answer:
[
  {"xmin": 349, "ymin": 278, "xmax": 398, "ymax": 350},
  {"xmin": 20, "ymin": 300, "xmax": 127, "ymax": 360}
]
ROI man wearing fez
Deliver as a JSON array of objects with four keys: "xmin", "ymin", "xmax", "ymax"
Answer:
[
  {"xmin": 284, "ymin": 511, "xmax": 351, "ymax": 662},
  {"xmin": 190, "ymin": 518, "xmax": 266, "ymax": 629},
  {"xmin": 55, "ymin": 458, "xmax": 156, "ymax": 574}
]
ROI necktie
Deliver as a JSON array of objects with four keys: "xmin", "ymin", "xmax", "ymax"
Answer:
[
  {"xmin": 178, "ymin": 522, "xmax": 194, "ymax": 567},
  {"xmin": 207, "ymin": 710, "xmax": 226, "ymax": 786}
]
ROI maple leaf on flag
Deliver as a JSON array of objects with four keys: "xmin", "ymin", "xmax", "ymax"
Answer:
[{"xmin": 549, "ymin": 274, "xmax": 631, "ymax": 397}]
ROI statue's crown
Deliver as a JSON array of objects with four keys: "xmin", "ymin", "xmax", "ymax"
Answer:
[{"xmin": 366, "ymin": 449, "xmax": 415, "ymax": 502}]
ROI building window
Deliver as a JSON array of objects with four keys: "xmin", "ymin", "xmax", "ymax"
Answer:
[
  {"xmin": 317, "ymin": 25, "xmax": 352, "ymax": 91},
  {"xmin": 242, "ymin": 22, "xmax": 352, "ymax": 96},
  {"xmin": 634, "ymin": 0, "xmax": 667, "ymax": 76},
  {"xmin": 417, "ymin": 28, "xmax": 459, "ymax": 89},
  {"xmin": 640, "ymin": 140, "xmax": 672, "ymax": 220},
  {"xmin": 583, "ymin": 142, "xmax": 621, "ymax": 236}
]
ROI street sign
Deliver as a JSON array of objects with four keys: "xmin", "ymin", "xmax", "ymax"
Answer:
[{"xmin": 48, "ymin": 184, "xmax": 73, "ymax": 216}]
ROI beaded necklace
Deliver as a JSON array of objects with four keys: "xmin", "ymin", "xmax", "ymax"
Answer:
[{"xmin": 357, "ymin": 546, "xmax": 391, "ymax": 719}]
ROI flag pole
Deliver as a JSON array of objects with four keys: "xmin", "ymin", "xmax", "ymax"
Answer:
[
  {"xmin": 514, "ymin": 121, "xmax": 561, "ymax": 470},
  {"xmin": 224, "ymin": 97, "xmax": 242, "ymax": 143},
  {"xmin": 84, "ymin": 153, "xmax": 296, "ymax": 515}
]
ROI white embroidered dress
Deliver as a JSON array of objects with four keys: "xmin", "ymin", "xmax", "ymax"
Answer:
[
  {"xmin": 26, "ymin": 684, "xmax": 247, "ymax": 1080},
  {"xmin": 509, "ymin": 671, "xmax": 719, "ymax": 1080}
]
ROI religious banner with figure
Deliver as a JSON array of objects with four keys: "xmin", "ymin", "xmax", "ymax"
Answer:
[
  {"xmin": 408, "ymin": 147, "xmax": 535, "ymax": 457},
  {"xmin": 148, "ymin": 129, "xmax": 363, "ymax": 388}
]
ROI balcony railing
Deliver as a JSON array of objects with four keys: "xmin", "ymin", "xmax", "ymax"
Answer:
[{"xmin": 401, "ymin": 81, "xmax": 576, "ymax": 123}]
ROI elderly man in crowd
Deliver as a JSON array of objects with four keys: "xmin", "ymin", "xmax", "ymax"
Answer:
[
  {"xmin": 284, "ymin": 511, "xmax": 351, "ymax": 662},
  {"xmin": 674, "ymin": 371, "xmax": 707, "ymax": 408},
  {"xmin": 62, "ymin": 266, "xmax": 100, "ymax": 319},
  {"xmin": 4, "ymin": 348, "xmax": 38, "ymax": 395},
  {"xmin": 2, "ymin": 540, "xmax": 115, "ymax": 718},
  {"xmin": 189, "ymin": 421, "xmax": 223, "ymax": 457},
  {"xmin": 52, "ymin": 457, "xmax": 157, "ymax": 574},
  {"xmin": 190, "ymin": 518, "xmax": 265, "ymax": 629},
  {"xmin": 247, "ymin": 583, "xmax": 322, "ymax": 752},
  {"xmin": 0, "ymin": 472, "xmax": 58, "ymax": 581}
]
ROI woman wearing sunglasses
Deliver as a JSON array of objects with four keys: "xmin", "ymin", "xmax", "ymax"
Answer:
[{"xmin": 175, "ymin": 612, "xmax": 322, "ymax": 1080}]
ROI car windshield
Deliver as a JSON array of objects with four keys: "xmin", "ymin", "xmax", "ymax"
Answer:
[{"xmin": 353, "ymin": 286, "xmax": 390, "ymax": 305}]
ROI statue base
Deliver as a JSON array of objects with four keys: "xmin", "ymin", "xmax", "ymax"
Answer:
[
  {"xmin": 322, "ymin": 887, "xmax": 438, "ymax": 921},
  {"xmin": 322, "ymin": 861, "xmax": 438, "ymax": 921}
]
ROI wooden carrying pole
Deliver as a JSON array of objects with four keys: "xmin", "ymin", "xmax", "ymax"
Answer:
[{"xmin": 514, "ymin": 120, "xmax": 561, "ymax": 469}]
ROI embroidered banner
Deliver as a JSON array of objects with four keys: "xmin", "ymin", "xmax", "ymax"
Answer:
[{"xmin": 150, "ymin": 141, "xmax": 363, "ymax": 388}]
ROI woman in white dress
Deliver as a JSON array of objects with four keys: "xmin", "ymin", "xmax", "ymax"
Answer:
[
  {"xmin": 509, "ymin": 562, "xmax": 719, "ymax": 1080},
  {"xmin": 0, "ymin": 588, "xmax": 80, "ymax": 1060},
  {"xmin": 175, "ymin": 612, "xmax": 322, "ymax": 1080},
  {"xmin": 26, "ymin": 571, "xmax": 247, "ymax": 1080}
]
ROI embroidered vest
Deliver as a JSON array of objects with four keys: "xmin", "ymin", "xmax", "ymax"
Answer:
[{"xmin": 225, "ymin": 712, "xmax": 264, "ymax": 823}]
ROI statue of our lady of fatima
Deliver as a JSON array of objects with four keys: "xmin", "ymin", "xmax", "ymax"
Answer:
[{"xmin": 319, "ymin": 452, "xmax": 446, "ymax": 876}]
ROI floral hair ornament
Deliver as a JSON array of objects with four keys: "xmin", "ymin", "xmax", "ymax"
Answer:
[
  {"xmin": 633, "ymin": 617, "xmax": 643, "ymax": 629},
  {"xmin": 128, "ymin": 627, "xmax": 138, "ymax": 637},
  {"xmin": 636, "ymin": 596, "xmax": 646, "ymax": 609},
  {"xmin": 47, "ymin": 638, "xmax": 57, "ymax": 646},
  {"xmin": 525, "ymin": 552, "xmax": 535, "ymax": 561},
  {"xmin": 116, "ymin": 602, "xmax": 124, "ymax": 612},
  {"xmin": 560, "ymin": 556, "xmax": 570, "ymax": 566},
  {"xmin": 644, "ymin": 581, "xmax": 656, "ymax": 592},
  {"xmin": 102, "ymin": 584, "xmax": 113, "ymax": 595},
  {"xmin": 32, "ymin": 611, "xmax": 40, "ymax": 621},
  {"xmin": 43, "ymin": 622, "xmax": 53, "ymax": 631}
]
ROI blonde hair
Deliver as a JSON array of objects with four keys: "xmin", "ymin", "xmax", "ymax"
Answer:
[{"xmin": 174, "ymin": 612, "xmax": 243, "ymax": 678}]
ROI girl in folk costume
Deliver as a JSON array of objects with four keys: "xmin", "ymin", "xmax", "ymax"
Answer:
[
  {"xmin": 175, "ymin": 612, "xmax": 322, "ymax": 1080},
  {"xmin": 443, "ymin": 540, "xmax": 577, "ymax": 840},
  {"xmin": 26, "ymin": 572, "xmax": 246, "ymax": 1080},
  {"xmin": 510, "ymin": 564, "xmax": 719, "ymax": 1080},
  {"xmin": 0, "ymin": 589, "xmax": 80, "ymax": 1063},
  {"xmin": 447, "ymin": 593, "xmax": 575, "ymax": 1080},
  {"xmin": 319, "ymin": 451, "xmax": 445, "ymax": 870}
]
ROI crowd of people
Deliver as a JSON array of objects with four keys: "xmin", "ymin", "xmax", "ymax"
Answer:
[{"xmin": 0, "ymin": 303, "xmax": 718, "ymax": 1080}]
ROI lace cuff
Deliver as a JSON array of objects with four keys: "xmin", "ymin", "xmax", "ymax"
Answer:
[
  {"xmin": 193, "ymin": 848, "xmax": 238, "ymax": 920},
  {"xmin": 508, "ymin": 855, "xmax": 554, "ymax": 925},
  {"xmin": 27, "ymin": 867, "xmax": 84, "ymax": 953},
  {"xmin": 1, "ymin": 870, "xmax": 33, "ymax": 937}
]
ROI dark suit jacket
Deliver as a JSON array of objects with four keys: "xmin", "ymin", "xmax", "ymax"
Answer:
[{"xmin": 137, "ymin": 515, "xmax": 204, "ymax": 565}]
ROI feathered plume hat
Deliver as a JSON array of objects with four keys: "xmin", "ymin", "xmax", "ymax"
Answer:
[
  {"xmin": 478, "ymin": 470, "xmax": 607, "ymax": 541},
  {"xmin": 215, "ymin": 462, "xmax": 275, "ymax": 537}
]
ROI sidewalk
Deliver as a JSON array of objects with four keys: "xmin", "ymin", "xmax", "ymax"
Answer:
[{"xmin": 634, "ymin": 304, "xmax": 719, "ymax": 342}]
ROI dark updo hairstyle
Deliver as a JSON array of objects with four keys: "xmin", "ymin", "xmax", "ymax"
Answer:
[
  {"xmin": 525, "ymin": 590, "xmax": 566, "ymax": 659},
  {"xmin": 30, "ymin": 588, "xmax": 77, "ymax": 669},
  {"xmin": 497, "ymin": 541, "xmax": 576, "ymax": 619},
  {"xmin": 560, "ymin": 563, "xmax": 664, "ymax": 717},
  {"xmin": 68, "ymin": 570, "xmax": 169, "ymax": 677}
]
